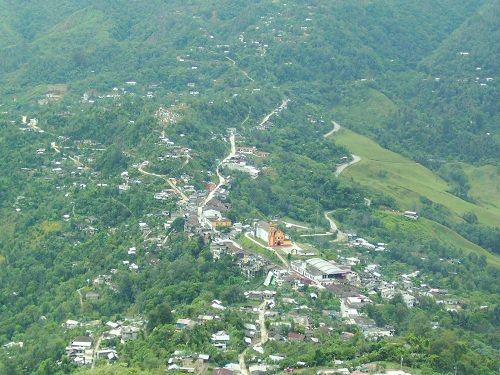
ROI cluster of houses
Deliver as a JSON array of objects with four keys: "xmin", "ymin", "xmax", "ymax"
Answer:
[
  {"xmin": 223, "ymin": 153, "xmax": 261, "ymax": 179},
  {"xmin": 211, "ymin": 239, "xmax": 277, "ymax": 278},
  {"xmin": 63, "ymin": 319, "xmax": 144, "ymax": 366}
]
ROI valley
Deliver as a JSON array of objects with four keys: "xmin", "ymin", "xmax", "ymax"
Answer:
[{"xmin": 0, "ymin": 1, "xmax": 498, "ymax": 374}]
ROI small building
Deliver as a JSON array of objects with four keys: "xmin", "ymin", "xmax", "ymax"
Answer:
[
  {"xmin": 287, "ymin": 332, "xmax": 305, "ymax": 341},
  {"xmin": 210, "ymin": 218, "xmax": 232, "ymax": 230},
  {"xmin": 404, "ymin": 211, "xmax": 419, "ymax": 220},
  {"xmin": 402, "ymin": 293, "xmax": 416, "ymax": 308},
  {"xmin": 203, "ymin": 209, "xmax": 222, "ymax": 220},
  {"xmin": 212, "ymin": 331, "xmax": 230, "ymax": 350},
  {"xmin": 66, "ymin": 336, "xmax": 93, "ymax": 365},
  {"xmin": 85, "ymin": 292, "xmax": 99, "ymax": 301},
  {"xmin": 213, "ymin": 368, "xmax": 235, "ymax": 375},
  {"xmin": 176, "ymin": 319, "xmax": 196, "ymax": 330},
  {"xmin": 71, "ymin": 336, "xmax": 92, "ymax": 349},
  {"xmin": 65, "ymin": 319, "xmax": 80, "ymax": 329},
  {"xmin": 237, "ymin": 146, "xmax": 257, "ymax": 154}
]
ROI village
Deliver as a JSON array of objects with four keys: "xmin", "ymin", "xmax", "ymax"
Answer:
[
  {"xmin": 0, "ymin": 3, "xmax": 486, "ymax": 372},
  {"xmin": 2, "ymin": 81, "xmax": 466, "ymax": 374}
]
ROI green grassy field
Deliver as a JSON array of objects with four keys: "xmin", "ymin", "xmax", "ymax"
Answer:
[
  {"xmin": 331, "ymin": 128, "xmax": 499, "ymax": 227},
  {"xmin": 332, "ymin": 85, "xmax": 396, "ymax": 133},
  {"xmin": 239, "ymin": 235, "xmax": 281, "ymax": 265},
  {"xmin": 375, "ymin": 211, "xmax": 500, "ymax": 267},
  {"xmin": 460, "ymin": 163, "xmax": 500, "ymax": 211}
]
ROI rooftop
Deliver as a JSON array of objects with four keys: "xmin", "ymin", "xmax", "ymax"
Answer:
[{"xmin": 306, "ymin": 258, "xmax": 346, "ymax": 275}]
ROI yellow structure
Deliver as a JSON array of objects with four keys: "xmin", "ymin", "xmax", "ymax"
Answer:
[
  {"xmin": 268, "ymin": 222, "xmax": 292, "ymax": 247},
  {"xmin": 210, "ymin": 218, "xmax": 232, "ymax": 230}
]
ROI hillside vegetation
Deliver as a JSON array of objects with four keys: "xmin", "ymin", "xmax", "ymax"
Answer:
[
  {"xmin": 0, "ymin": 1, "xmax": 498, "ymax": 374},
  {"xmin": 331, "ymin": 128, "xmax": 499, "ymax": 227}
]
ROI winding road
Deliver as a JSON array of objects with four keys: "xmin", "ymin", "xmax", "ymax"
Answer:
[
  {"xmin": 198, "ymin": 130, "xmax": 236, "ymax": 222},
  {"xmin": 238, "ymin": 352, "xmax": 250, "ymax": 375},
  {"xmin": 258, "ymin": 301, "xmax": 268, "ymax": 345},
  {"xmin": 323, "ymin": 120, "xmax": 341, "ymax": 138},
  {"xmin": 91, "ymin": 335, "xmax": 103, "ymax": 369},
  {"xmin": 323, "ymin": 120, "xmax": 361, "ymax": 177},
  {"xmin": 335, "ymin": 154, "xmax": 361, "ymax": 177},
  {"xmin": 324, "ymin": 210, "xmax": 348, "ymax": 242},
  {"xmin": 225, "ymin": 56, "xmax": 255, "ymax": 82}
]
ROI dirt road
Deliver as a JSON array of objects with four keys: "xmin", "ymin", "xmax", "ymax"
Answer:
[
  {"xmin": 324, "ymin": 211, "xmax": 347, "ymax": 242},
  {"xmin": 138, "ymin": 165, "xmax": 189, "ymax": 202},
  {"xmin": 335, "ymin": 154, "xmax": 361, "ymax": 177}
]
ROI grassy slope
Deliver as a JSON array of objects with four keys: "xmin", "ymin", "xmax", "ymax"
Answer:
[
  {"xmin": 330, "ymin": 83, "xmax": 499, "ymax": 226},
  {"xmin": 461, "ymin": 163, "xmax": 500, "ymax": 211},
  {"xmin": 333, "ymin": 85, "xmax": 396, "ymax": 134},
  {"xmin": 375, "ymin": 211, "xmax": 500, "ymax": 267},
  {"xmin": 328, "ymin": 85, "xmax": 499, "ymax": 265},
  {"xmin": 332, "ymin": 127, "xmax": 499, "ymax": 227}
]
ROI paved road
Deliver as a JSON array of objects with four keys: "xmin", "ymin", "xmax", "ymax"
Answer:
[
  {"xmin": 91, "ymin": 335, "xmax": 103, "ymax": 369},
  {"xmin": 257, "ymin": 98, "xmax": 289, "ymax": 128},
  {"xmin": 299, "ymin": 232, "xmax": 333, "ymax": 237},
  {"xmin": 238, "ymin": 351, "xmax": 250, "ymax": 375},
  {"xmin": 323, "ymin": 120, "xmax": 362, "ymax": 176},
  {"xmin": 238, "ymin": 300, "xmax": 267, "ymax": 375},
  {"xmin": 279, "ymin": 221, "xmax": 310, "ymax": 230}
]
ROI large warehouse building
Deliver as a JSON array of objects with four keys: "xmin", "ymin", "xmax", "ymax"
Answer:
[{"xmin": 291, "ymin": 258, "xmax": 349, "ymax": 283}]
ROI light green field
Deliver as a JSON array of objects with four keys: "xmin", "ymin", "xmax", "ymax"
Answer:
[
  {"xmin": 333, "ymin": 85, "xmax": 396, "ymax": 132},
  {"xmin": 332, "ymin": 128, "xmax": 499, "ymax": 227},
  {"xmin": 460, "ymin": 163, "xmax": 500, "ymax": 211},
  {"xmin": 375, "ymin": 211, "xmax": 500, "ymax": 267}
]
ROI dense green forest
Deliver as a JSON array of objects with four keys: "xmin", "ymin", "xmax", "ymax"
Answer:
[{"xmin": 0, "ymin": 0, "xmax": 498, "ymax": 374}]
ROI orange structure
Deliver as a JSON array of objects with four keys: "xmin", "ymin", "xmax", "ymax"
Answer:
[
  {"xmin": 210, "ymin": 218, "xmax": 232, "ymax": 230},
  {"xmin": 268, "ymin": 222, "xmax": 292, "ymax": 247}
]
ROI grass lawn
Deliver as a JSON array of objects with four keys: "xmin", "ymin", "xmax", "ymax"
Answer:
[
  {"xmin": 238, "ymin": 235, "xmax": 281, "ymax": 265},
  {"xmin": 331, "ymin": 128, "xmax": 499, "ymax": 227}
]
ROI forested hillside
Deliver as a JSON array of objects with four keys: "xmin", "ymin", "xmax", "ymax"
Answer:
[{"xmin": 0, "ymin": 1, "xmax": 498, "ymax": 374}]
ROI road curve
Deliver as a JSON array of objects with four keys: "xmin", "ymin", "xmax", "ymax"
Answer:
[
  {"xmin": 324, "ymin": 211, "xmax": 348, "ymax": 242},
  {"xmin": 198, "ymin": 130, "xmax": 236, "ymax": 220},
  {"xmin": 323, "ymin": 120, "xmax": 341, "ymax": 138},
  {"xmin": 323, "ymin": 121, "xmax": 362, "ymax": 177},
  {"xmin": 335, "ymin": 154, "xmax": 361, "ymax": 177}
]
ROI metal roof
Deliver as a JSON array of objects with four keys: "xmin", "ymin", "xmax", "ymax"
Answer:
[{"xmin": 306, "ymin": 258, "xmax": 345, "ymax": 275}]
